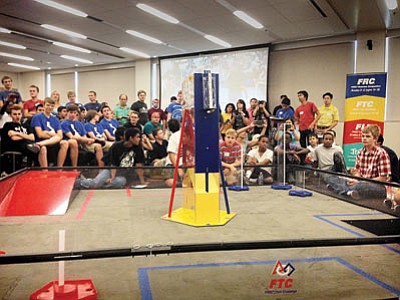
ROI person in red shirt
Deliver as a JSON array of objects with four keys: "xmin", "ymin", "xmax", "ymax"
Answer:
[
  {"xmin": 220, "ymin": 129, "xmax": 242, "ymax": 185},
  {"xmin": 23, "ymin": 85, "xmax": 43, "ymax": 118},
  {"xmin": 294, "ymin": 90, "xmax": 320, "ymax": 147}
]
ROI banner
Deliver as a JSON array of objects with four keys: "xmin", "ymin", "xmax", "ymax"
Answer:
[{"xmin": 343, "ymin": 73, "xmax": 387, "ymax": 167}]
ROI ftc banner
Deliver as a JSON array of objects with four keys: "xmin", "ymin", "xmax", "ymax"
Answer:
[{"xmin": 343, "ymin": 73, "xmax": 387, "ymax": 167}]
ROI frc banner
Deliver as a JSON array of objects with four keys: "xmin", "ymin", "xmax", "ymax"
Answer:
[{"xmin": 343, "ymin": 73, "xmax": 387, "ymax": 167}]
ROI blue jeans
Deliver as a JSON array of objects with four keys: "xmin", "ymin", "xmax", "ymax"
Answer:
[
  {"xmin": 325, "ymin": 175, "xmax": 386, "ymax": 199},
  {"xmin": 81, "ymin": 169, "xmax": 126, "ymax": 189}
]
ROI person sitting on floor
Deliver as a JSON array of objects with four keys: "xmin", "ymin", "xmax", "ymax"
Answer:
[
  {"xmin": 220, "ymin": 129, "xmax": 242, "ymax": 186},
  {"xmin": 274, "ymin": 132, "xmax": 309, "ymax": 183},
  {"xmin": 326, "ymin": 124, "xmax": 391, "ymax": 200},
  {"xmin": 245, "ymin": 135, "xmax": 274, "ymax": 184},
  {"xmin": 80, "ymin": 128, "xmax": 147, "ymax": 189}
]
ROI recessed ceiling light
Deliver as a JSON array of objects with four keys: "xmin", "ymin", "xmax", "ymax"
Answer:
[
  {"xmin": 126, "ymin": 30, "xmax": 163, "ymax": 44},
  {"xmin": 0, "ymin": 40, "xmax": 26, "ymax": 49},
  {"xmin": 136, "ymin": 3, "xmax": 179, "ymax": 24},
  {"xmin": 8, "ymin": 63, "xmax": 40, "ymax": 70},
  {"xmin": 120, "ymin": 47, "xmax": 150, "ymax": 58},
  {"xmin": 0, "ymin": 27, "xmax": 12, "ymax": 33},
  {"xmin": 204, "ymin": 35, "xmax": 232, "ymax": 48},
  {"xmin": 41, "ymin": 24, "xmax": 87, "ymax": 39},
  {"xmin": 0, "ymin": 52, "xmax": 34, "ymax": 61},
  {"xmin": 33, "ymin": 0, "xmax": 88, "ymax": 17},
  {"xmin": 53, "ymin": 42, "xmax": 91, "ymax": 53},
  {"xmin": 61, "ymin": 55, "xmax": 93, "ymax": 64},
  {"xmin": 233, "ymin": 11, "xmax": 263, "ymax": 29}
]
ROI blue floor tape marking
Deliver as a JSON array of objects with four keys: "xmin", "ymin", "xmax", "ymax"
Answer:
[
  {"xmin": 137, "ymin": 256, "xmax": 400, "ymax": 300},
  {"xmin": 314, "ymin": 213, "xmax": 400, "ymax": 255}
]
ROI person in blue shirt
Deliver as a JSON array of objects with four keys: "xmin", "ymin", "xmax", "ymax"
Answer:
[
  {"xmin": 61, "ymin": 105, "xmax": 96, "ymax": 167},
  {"xmin": 100, "ymin": 105, "xmax": 119, "ymax": 141},
  {"xmin": 85, "ymin": 110, "xmax": 113, "ymax": 151},
  {"xmin": 28, "ymin": 97, "xmax": 72, "ymax": 167},
  {"xmin": 0, "ymin": 76, "xmax": 23, "ymax": 109},
  {"xmin": 275, "ymin": 97, "xmax": 294, "ymax": 120},
  {"xmin": 84, "ymin": 90, "xmax": 101, "ymax": 112}
]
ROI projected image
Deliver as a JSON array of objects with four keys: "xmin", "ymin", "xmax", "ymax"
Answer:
[{"xmin": 160, "ymin": 48, "xmax": 268, "ymax": 109}]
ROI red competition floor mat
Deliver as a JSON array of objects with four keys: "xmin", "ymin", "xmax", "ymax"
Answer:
[{"xmin": 0, "ymin": 170, "xmax": 80, "ymax": 217}]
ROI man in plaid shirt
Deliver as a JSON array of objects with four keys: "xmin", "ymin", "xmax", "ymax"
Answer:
[
  {"xmin": 326, "ymin": 124, "xmax": 390, "ymax": 200},
  {"xmin": 345, "ymin": 124, "xmax": 390, "ymax": 199},
  {"xmin": 354, "ymin": 125, "xmax": 391, "ymax": 180}
]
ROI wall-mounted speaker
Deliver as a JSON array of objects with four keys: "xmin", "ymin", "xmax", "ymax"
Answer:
[{"xmin": 367, "ymin": 39, "xmax": 373, "ymax": 51}]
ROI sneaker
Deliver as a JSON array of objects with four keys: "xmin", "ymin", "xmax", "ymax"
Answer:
[
  {"xmin": 347, "ymin": 190, "xmax": 360, "ymax": 200},
  {"xmin": 383, "ymin": 199, "xmax": 393, "ymax": 209},
  {"xmin": 249, "ymin": 178, "xmax": 257, "ymax": 184},
  {"xmin": 27, "ymin": 143, "xmax": 40, "ymax": 154},
  {"xmin": 80, "ymin": 178, "xmax": 94, "ymax": 189}
]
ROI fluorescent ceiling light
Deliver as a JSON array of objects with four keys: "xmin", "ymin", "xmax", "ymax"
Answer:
[
  {"xmin": 53, "ymin": 42, "xmax": 91, "ymax": 53},
  {"xmin": 0, "ymin": 40, "xmax": 26, "ymax": 49},
  {"xmin": 0, "ymin": 27, "xmax": 12, "ymax": 33},
  {"xmin": 0, "ymin": 52, "xmax": 34, "ymax": 61},
  {"xmin": 385, "ymin": 0, "xmax": 398, "ymax": 10},
  {"xmin": 120, "ymin": 47, "xmax": 150, "ymax": 58},
  {"xmin": 41, "ymin": 24, "xmax": 87, "ymax": 39},
  {"xmin": 126, "ymin": 30, "xmax": 163, "ymax": 44},
  {"xmin": 8, "ymin": 63, "xmax": 40, "ymax": 70},
  {"xmin": 61, "ymin": 55, "xmax": 93, "ymax": 64},
  {"xmin": 33, "ymin": 0, "xmax": 87, "ymax": 17},
  {"xmin": 136, "ymin": 3, "xmax": 179, "ymax": 24},
  {"xmin": 204, "ymin": 35, "xmax": 232, "ymax": 48},
  {"xmin": 233, "ymin": 10, "xmax": 263, "ymax": 29}
]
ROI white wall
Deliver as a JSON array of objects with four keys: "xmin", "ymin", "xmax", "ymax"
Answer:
[
  {"xmin": 17, "ymin": 71, "xmax": 45, "ymax": 100},
  {"xmin": 268, "ymin": 41, "xmax": 354, "ymax": 146}
]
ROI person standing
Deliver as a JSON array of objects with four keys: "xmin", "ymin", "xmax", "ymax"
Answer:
[
  {"xmin": 294, "ymin": 90, "xmax": 320, "ymax": 147},
  {"xmin": 315, "ymin": 92, "xmax": 339, "ymax": 140},
  {"xmin": 148, "ymin": 98, "xmax": 166, "ymax": 128},
  {"xmin": 130, "ymin": 90, "xmax": 148, "ymax": 126},
  {"xmin": 114, "ymin": 94, "xmax": 130, "ymax": 125}
]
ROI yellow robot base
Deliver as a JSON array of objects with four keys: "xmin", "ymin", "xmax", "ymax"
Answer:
[{"xmin": 162, "ymin": 169, "xmax": 236, "ymax": 227}]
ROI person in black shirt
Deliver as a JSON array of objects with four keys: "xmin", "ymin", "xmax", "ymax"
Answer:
[
  {"xmin": 124, "ymin": 110, "xmax": 142, "ymax": 132},
  {"xmin": 80, "ymin": 128, "xmax": 147, "ymax": 188},
  {"xmin": 130, "ymin": 89, "xmax": 148, "ymax": 126},
  {"xmin": 148, "ymin": 128, "xmax": 168, "ymax": 165},
  {"xmin": 1, "ymin": 105, "xmax": 42, "ymax": 172}
]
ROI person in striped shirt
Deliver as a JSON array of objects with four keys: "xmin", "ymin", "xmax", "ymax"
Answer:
[{"xmin": 220, "ymin": 129, "xmax": 242, "ymax": 185}]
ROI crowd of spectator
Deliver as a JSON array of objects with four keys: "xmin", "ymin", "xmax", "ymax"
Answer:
[{"xmin": 0, "ymin": 75, "xmax": 399, "ymax": 210}]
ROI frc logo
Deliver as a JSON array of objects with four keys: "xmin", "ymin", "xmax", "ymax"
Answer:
[{"xmin": 265, "ymin": 260, "xmax": 297, "ymax": 295}]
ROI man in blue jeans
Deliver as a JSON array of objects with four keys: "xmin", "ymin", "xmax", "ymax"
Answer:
[{"xmin": 80, "ymin": 128, "xmax": 146, "ymax": 189}]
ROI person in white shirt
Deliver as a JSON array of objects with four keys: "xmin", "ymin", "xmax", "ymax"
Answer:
[{"xmin": 246, "ymin": 135, "xmax": 274, "ymax": 184}]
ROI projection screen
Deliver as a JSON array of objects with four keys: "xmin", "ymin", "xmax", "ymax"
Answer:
[{"xmin": 160, "ymin": 47, "xmax": 269, "ymax": 110}]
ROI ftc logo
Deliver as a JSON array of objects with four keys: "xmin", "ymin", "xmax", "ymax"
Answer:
[{"xmin": 268, "ymin": 260, "xmax": 296, "ymax": 289}]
